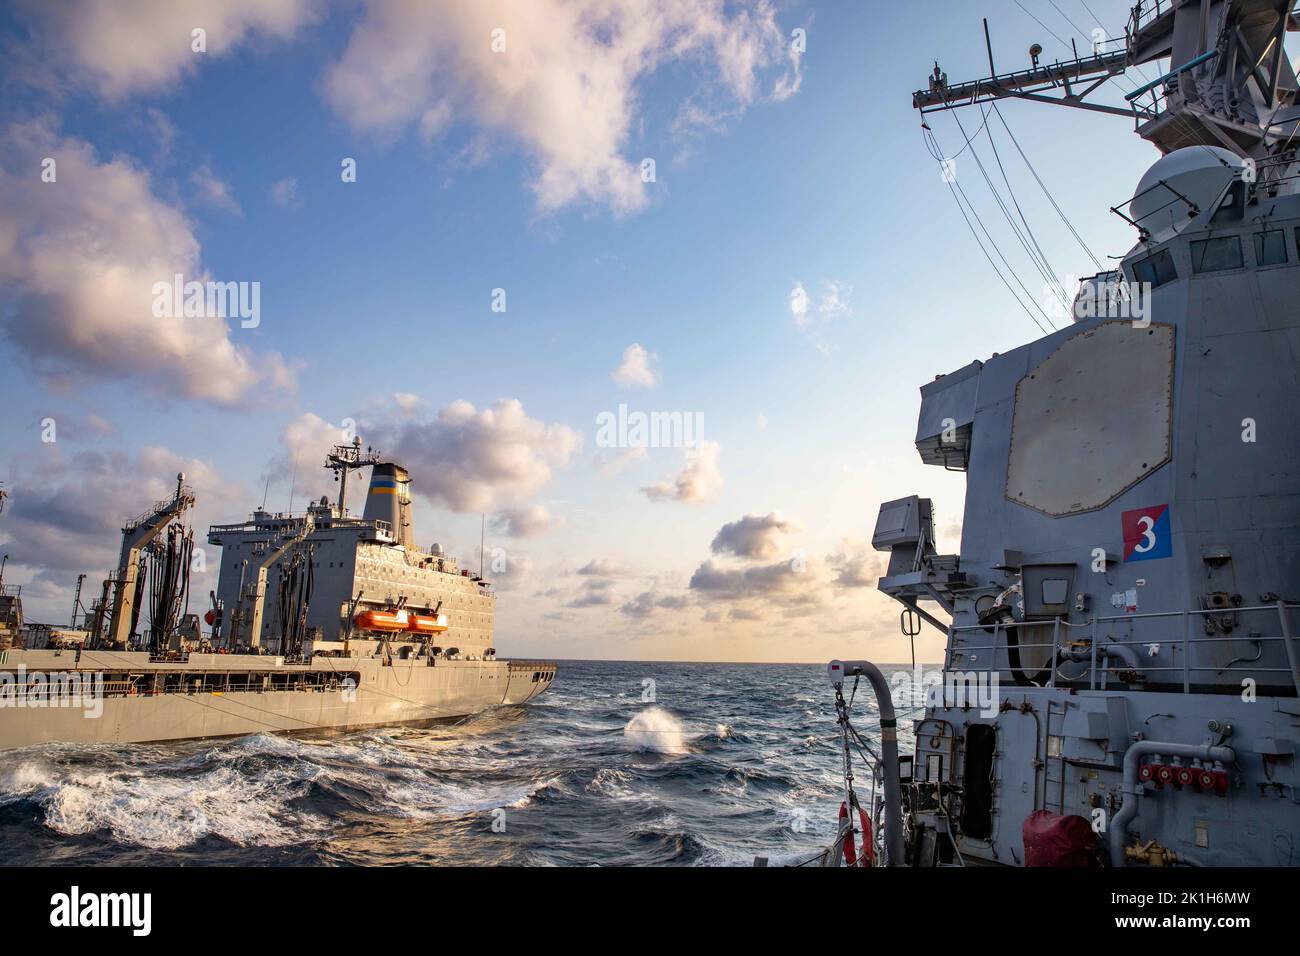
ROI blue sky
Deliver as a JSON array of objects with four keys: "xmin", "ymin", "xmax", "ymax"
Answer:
[{"xmin": 0, "ymin": 0, "xmax": 1168, "ymax": 661}]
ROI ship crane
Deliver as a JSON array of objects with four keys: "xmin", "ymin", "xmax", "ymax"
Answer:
[
  {"xmin": 236, "ymin": 514, "xmax": 315, "ymax": 650},
  {"xmin": 106, "ymin": 473, "xmax": 195, "ymax": 650}
]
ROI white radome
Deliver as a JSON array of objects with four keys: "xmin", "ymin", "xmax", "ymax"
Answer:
[{"xmin": 1130, "ymin": 145, "xmax": 1242, "ymax": 240}]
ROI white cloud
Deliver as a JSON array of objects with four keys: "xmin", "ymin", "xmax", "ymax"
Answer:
[
  {"xmin": 620, "ymin": 590, "xmax": 690, "ymax": 618},
  {"xmin": 593, "ymin": 445, "xmax": 648, "ymax": 476},
  {"xmin": 577, "ymin": 558, "xmax": 624, "ymax": 577},
  {"xmin": 491, "ymin": 504, "xmax": 559, "ymax": 537},
  {"xmin": 191, "ymin": 165, "xmax": 242, "ymax": 216},
  {"xmin": 0, "ymin": 446, "xmax": 248, "ymax": 619},
  {"xmin": 611, "ymin": 343, "xmax": 660, "ymax": 389},
  {"xmin": 818, "ymin": 279, "xmax": 852, "ymax": 320},
  {"xmin": 710, "ymin": 511, "xmax": 800, "ymax": 560},
  {"xmin": 790, "ymin": 278, "xmax": 852, "ymax": 332},
  {"xmin": 269, "ymin": 176, "xmax": 300, "ymax": 208},
  {"xmin": 14, "ymin": 0, "xmax": 318, "ymax": 99},
  {"xmin": 688, "ymin": 556, "xmax": 822, "ymax": 606},
  {"xmin": 323, "ymin": 0, "xmax": 802, "ymax": 214},
  {"xmin": 565, "ymin": 576, "xmax": 617, "ymax": 608},
  {"xmin": 826, "ymin": 541, "xmax": 886, "ymax": 588},
  {"xmin": 367, "ymin": 398, "xmax": 582, "ymax": 513},
  {"xmin": 266, "ymin": 412, "xmax": 359, "ymax": 510},
  {"xmin": 0, "ymin": 119, "xmax": 295, "ymax": 408},
  {"xmin": 641, "ymin": 441, "xmax": 723, "ymax": 503}
]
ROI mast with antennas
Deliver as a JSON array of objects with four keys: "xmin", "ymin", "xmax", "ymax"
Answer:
[
  {"xmin": 916, "ymin": 2, "xmax": 1300, "ymax": 160},
  {"xmin": 326, "ymin": 436, "xmax": 383, "ymax": 516}
]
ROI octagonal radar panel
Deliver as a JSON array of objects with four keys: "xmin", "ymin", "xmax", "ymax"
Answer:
[{"xmin": 1006, "ymin": 321, "xmax": 1174, "ymax": 517}]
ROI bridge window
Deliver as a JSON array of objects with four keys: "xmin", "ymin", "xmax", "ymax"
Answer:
[
  {"xmin": 1190, "ymin": 235, "xmax": 1243, "ymax": 273},
  {"xmin": 1254, "ymin": 230, "xmax": 1287, "ymax": 266},
  {"xmin": 1131, "ymin": 248, "xmax": 1176, "ymax": 287}
]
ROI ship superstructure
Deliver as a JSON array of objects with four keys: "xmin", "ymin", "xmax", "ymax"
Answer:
[
  {"xmin": 826, "ymin": 0, "xmax": 1299, "ymax": 868},
  {"xmin": 208, "ymin": 443, "xmax": 494, "ymax": 662},
  {"xmin": 0, "ymin": 440, "xmax": 554, "ymax": 750}
]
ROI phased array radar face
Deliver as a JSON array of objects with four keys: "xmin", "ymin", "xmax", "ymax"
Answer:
[{"xmin": 1006, "ymin": 321, "xmax": 1175, "ymax": 517}]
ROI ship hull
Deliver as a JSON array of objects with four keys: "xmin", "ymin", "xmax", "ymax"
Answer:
[{"xmin": 0, "ymin": 650, "xmax": 555, "ymax": 749}]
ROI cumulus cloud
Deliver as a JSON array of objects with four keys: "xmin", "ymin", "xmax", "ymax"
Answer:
[
  {"xmin": 611, "ymin": 343, "xmax": 660, "ymax": 388},
  {"xmin": 490, "ymin": 504, "xmax": 559, "ymax": 537},
  {"xmin": 263, "ymin": 412, "xmax": 360, "ymax": 510},
  {"xmin": 642, "ymin": 441, "xmax": 722, "ymax": 503},
  {"xmin": 620, "ymin": 590, "xmax": 690, "ymax": 618},
  {"xmin": 593, "ymin": 445, "xmax": 648, "ymax": 476},
  {"xmin": 577, "ymin": 558, "xmax": 624, "ymax": 577},
  {"xmin": 565, "ymin": 577, "xmax": 617, "ymax": 608},
  {"xmin": 710, "ymin": 511, "xmax": 799, "ymax": 560},
  {"xmin": 12, "ymin": 0, "xmax": 318, "ymax": 99},
  {"xmin": 0, "ymin": 446, "xmax": 248, "ymax": 620},
  {"xmin": 0, "ymin": 119, "xmax": 295, "ymax": 408},
  {"xmin": 688, "ymin": 557, "xmax": 821, "ymax": 605},
  {"xmin": 826, "ymin": 540, "xmax": 887, "ymax": 589},
  {"xmin": 488, "ymin": 554, "xmax": 535, "ymax": 592},
  {"xmin": 367, "ymin": 398, "xmax": 581, "ymax": 513},
  {"xmin": 190, "ymin": 165, "xmax": 242, "ymax": 215},
  {"xmin": 323, "ymin": 0, "xmax": 802, "ymax": 214},
  {"xmin": 34, "ymin": 411, "xmax": 117, "ymax": 443}
]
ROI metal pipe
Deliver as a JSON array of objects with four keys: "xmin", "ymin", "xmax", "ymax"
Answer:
[
  {"xmin": 1064, "ymin": 642, "xmax": 1141, "ymax": 681},
  {"xmin": 827, "ymin": 660, "xmax": 905, "ymax": 866},
  {"xmin": 1123, "ymin": 49, "xmax": 1219, "ymax": 101},
  {"xmin": 1279, "ymin": 600, "xmax": 1300, "ymax": 698},
  {"xmin": 1110, "ymin": 741, "xmax": 1236, "ymax": 866}
]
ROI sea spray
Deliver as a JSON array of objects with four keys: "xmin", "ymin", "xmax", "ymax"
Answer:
[{"xmin": 623, "ymin": 706, "xmax": 692, "ymax": 754}]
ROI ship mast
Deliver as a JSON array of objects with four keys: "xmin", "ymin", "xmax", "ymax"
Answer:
[
  {"xmin": 916, "ymin": 1, "xmax": 1299, "ymax": 161},
  {"xmin": 326, "ymin": 437, "xmax": 382, "ymax": 516}
]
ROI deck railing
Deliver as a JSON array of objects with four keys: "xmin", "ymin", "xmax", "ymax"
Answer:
[{"xmin": 943, "ymin": 602, "xmax": 1299, "ymax": 696}]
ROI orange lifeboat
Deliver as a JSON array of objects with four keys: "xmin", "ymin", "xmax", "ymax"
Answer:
[
  {"xmin": 406, "ymin": 613, "xmax": 449, "ymax": 634},
  {"xmin": 354, "ymin": 608, "xmax": 409, "ymax": 631}
]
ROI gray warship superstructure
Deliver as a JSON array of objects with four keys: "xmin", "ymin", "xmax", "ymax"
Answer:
[
  {"xmin": 0, "ymin": 442, "xmax": 554, "ymax": 749},
  {"xmin": 828, "ymin": 1, "xmax": 1299, "ymax": 868}
]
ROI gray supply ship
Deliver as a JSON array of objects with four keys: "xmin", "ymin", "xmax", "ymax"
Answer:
[
  {"xmin": 819, "ymin": 0, "xmax": 1299, "ymax": 868},
  {"xmin": 0, "ymin": 440, "xmax": 555, "ymax": 749}
]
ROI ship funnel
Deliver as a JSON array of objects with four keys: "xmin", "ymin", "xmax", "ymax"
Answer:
[{"xmin": 363, "ymin": 463, "xmax": 414, "ymax": 548}]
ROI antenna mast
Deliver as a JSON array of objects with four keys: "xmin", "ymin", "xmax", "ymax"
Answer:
[
  {"xmin": 326, "ymin": 436, "xmax": 382, "ymax": 516},
  {"xmin": 914, "ymin": 2, "xmax": 1300, "ymax": 160}
]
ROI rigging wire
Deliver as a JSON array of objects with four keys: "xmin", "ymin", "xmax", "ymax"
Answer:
[
  {"xmin": 965, "ymin": 103, "xmax": 1071, "ymax": 300},
  {"xmin": 1014, "ymin": 0, "xmax": 1070, "ymax": 49},
  {"xmin": 924, "ymin": 124, "xmax": 1059, "ymax": 335},
  {"xmin": 989, "ymin": 102, "xmax": 1105, "ymax": 271}
]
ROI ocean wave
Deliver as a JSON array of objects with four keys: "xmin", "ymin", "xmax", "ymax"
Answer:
[
  {"xmin": 622, "ymin": 706, "xmax": 696, "ymax": 755},
  {"xmin": 0, "ymin": 752, "xmax": 330, "ymax": 850}
]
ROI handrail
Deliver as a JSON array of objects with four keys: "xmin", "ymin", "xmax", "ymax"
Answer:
[
  {"xmin": 123, "ymin": 486, "xmax": 195, "ymax": 530},
  {"xmin": 943, "ymin": 603, "xmax": 1300, "ymax": 696}
]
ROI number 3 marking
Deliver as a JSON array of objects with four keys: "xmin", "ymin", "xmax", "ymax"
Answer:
[{"xmin": 1134, "ymin": 515, "xmax": 1156, "ymax": 553}]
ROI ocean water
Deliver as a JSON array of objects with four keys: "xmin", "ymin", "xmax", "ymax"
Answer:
[{"xmin": 0, "ymin": 660, "xmax": 921, "ymax": 866}]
